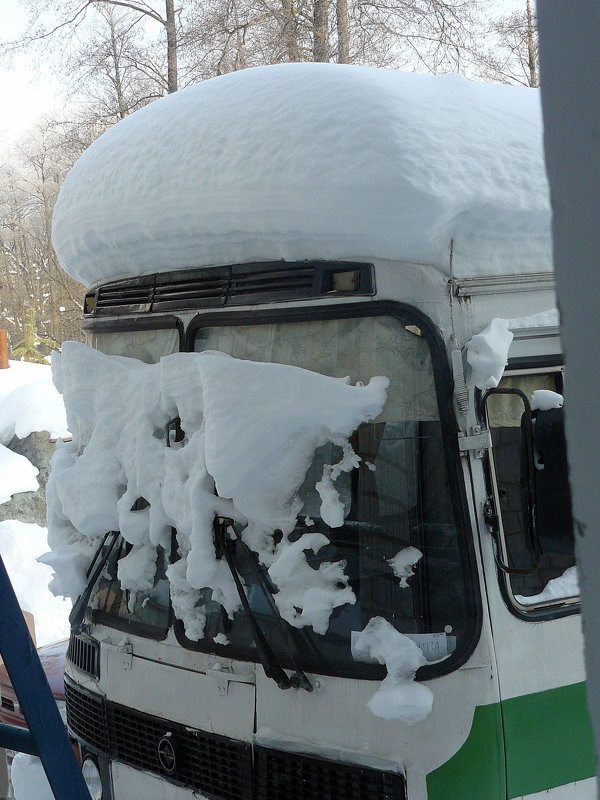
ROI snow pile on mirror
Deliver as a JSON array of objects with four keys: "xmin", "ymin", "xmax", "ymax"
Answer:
[
  {"xmin": 465, "ymin": 318, "xmax": 514, "ymax": 390},
  {"xmin": 531, "ymin": 389, "xmax": 563, "ymax": 411},
  {"xmin": 44, "ymin": 342, "xmax": 387, "ymax": 639},
  {"xmin": 52, "ymin": 63, "xmax": 551, "ymax": 288}
]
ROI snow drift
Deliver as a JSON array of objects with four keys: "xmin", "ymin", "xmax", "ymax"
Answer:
[{"xmin": 52, "ymin": 63, "xmax": 551, "ymax": 288}]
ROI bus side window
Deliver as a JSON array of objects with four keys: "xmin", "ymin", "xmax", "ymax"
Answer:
[{"xmin": 484, "ymin": 370, "xmax": 577, "ymax": 608}]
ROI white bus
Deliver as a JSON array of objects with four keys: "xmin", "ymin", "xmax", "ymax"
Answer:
[{"xmin": 49, "ymin": 63, "xmax": 594, "ymax": 800}]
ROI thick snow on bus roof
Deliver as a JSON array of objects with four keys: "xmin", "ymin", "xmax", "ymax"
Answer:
[{"xmin": 51, "ymin": 63, "xmax": 551, "ymax": 289}]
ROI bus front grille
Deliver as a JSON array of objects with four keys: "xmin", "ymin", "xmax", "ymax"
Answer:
[
  {"xmin": 67, "ymin": 632, "xmax": 100, "ymax": 678},
  {"xmin": 254, "ymin": 746, "xmax": 405, "ymax": 800},
  {"xmin": 64, "ymin": 677, "xmax": 406, "ymax": 800},
  {"xmin": 64, "ymin": 679, "xmax": 110, "ymax": 753}
]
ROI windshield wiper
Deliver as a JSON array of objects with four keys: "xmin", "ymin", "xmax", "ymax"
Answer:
[
  {"xmin": 214, "ymin": 519, "xmax": 312, "ymax": 692},
  {"xmin": 69, "ymin": 531, "xmax": 120, "ymax": 634}
]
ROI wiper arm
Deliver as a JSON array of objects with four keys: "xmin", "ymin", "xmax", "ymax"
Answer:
[
  {"xmin": 228, "ymin": 525, "xmax": 313, "ymax": 691},
  {"xmin": 214, "ymin": 519, "xmax": 312, "ymax": 692},
  {"xmin": 69, "ymin": 531, "xmax": 120, "ymax": 634}
]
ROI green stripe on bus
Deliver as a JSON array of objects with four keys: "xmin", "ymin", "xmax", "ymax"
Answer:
[
  {"xmin": 426, "ymin": 682, "xmax": 595, "ymax": 800},
  {"xmin": 503, "ymin": 681, "xmax": 595, "ymax": 798},
  {"xmin": 426, "ymin": 703, "xmax": 506, "ymax": 800}
]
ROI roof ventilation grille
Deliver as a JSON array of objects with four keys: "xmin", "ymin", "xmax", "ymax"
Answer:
[{"xmin": 84, "ymin": 262, "xmax": 374, "ymax": 316}]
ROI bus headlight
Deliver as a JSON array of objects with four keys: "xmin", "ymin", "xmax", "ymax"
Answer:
[{"xmin": 81, "ymin": 756, "xmax": 103, "ymax": 800}]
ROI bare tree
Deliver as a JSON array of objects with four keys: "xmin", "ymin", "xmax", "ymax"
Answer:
[
  {"xmin": 8, "ymin": 0, "xmax": 180, "ymax": 93},
  {"xmin": 474, "ymin": 0, "xmax": 539, "ymax": 88}
]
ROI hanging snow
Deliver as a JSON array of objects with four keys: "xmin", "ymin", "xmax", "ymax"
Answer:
[
  {"xmin": 44, "ymin": 343, "xmax": 388, "ymax": 640},
  {"xmin": 465, "ymin": 318, "xmax": 514, "ymax": 390},
  {"xmin": 353, "ymin": 616, "xmax": 433, "ymax": 724},
  {"xmin": 52, "ymin": 63, "xmax": 551, "ymax": 288}
]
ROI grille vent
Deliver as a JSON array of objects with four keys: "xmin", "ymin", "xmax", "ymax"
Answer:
[
  {"xmin": 65, "ymin": 677, "xmax": 252, "ymax": 800},
  {"xmin": 254, "ymin": 746, "xmax": 405, "ymax": 800},
  {"xmin": 64, "ymin": 679, "xmax": 110, "ymax": 753},
  {"xmin": 85, "ymin": 262, "xmax": 374, "ymax": 316},
  {"xmin": 67, "ymin": 633, "xmax": 100, "ymax": 679},
  {"xmin": 65, "ymin": 678, "xmax": 406, "ymax": 800}
]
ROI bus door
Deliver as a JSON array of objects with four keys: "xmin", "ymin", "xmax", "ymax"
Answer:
[{"xmin": 482, "ymin": 369, "xmax": 594, "ymax": 800}]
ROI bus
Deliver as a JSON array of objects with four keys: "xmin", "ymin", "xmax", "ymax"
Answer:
[{"xmin": 48, "ymin": 63, "xmax": 594, "ymax": 800}]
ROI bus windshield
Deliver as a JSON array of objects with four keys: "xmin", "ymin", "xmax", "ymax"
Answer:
[{"xmin": 176, "ymin": 313, "xmax": 473, "ymax": 676}]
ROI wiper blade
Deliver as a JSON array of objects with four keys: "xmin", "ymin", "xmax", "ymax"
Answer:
[
  {"xmin": 69, "ymin": 531, "xmax": 120, "ymax": 634},
  {"xmin": 214, "ymin": 519, "xmax": 312, "ymax": 692},
  {"xmin": 229, "ymin": 525, "xmax": 313, "ymax": 691}
]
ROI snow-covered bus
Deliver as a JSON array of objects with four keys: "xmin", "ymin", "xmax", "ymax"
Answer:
[{"xmin": 46, "ymin": 64, "xmax": 594, "ymax": 800}]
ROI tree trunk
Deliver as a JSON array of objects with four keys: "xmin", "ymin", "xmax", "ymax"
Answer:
[
  {"xmin": 108, "ymin": 12, "xmax": 128, "ymax": 118},
  {"xmin": 165, "ymin": 0, "xmax": 178, "ymax": 92},
  {"xmin": 280, "ymin": 0, "xmax": 301, "ymax": 61},
  {"xmin": 313, "ymin": 0, "xmax": 330, "ymax": 62},
  {"xmin": 336, "ymin": 0, "xmax": 349, "ymax": 63},
  {"xmin": 526, "ymin": 0, "xmax": 538, "ymax": 88}
]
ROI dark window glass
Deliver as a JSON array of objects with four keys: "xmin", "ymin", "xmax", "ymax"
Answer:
[
  {"xmin": 486, "ymin": 370, "xmax": 577, "ymax": 608},
  {"xmin": 181, "ymin": 314, "xmax": 473, "ymax": 675},
  {"xmin": 92, "ymin": 537, "xmax": 171, "ymax": 638}
]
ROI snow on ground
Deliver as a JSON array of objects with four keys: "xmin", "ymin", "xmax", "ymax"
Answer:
[
  {"xmin": 0, "ymin": 374, "xmax": 68, "ymax": 445},
  {"xmin": 10, "ymin": 753, "xmax": 54, "ymax": 800},
  {"xmin": 0, "ymin": 362, "xmax": 71, "ymax": 646},
  {"xmin": 0, "ymin": 447, "xmax": 39, "ymax": 503},
  {"xmin": 0, "ymin": 360, "xmax": 69, "ymax": 503},
  {"xmin": 52, "ymin": 63, "xmax": 551, "ymax": 288},
  {"xmin": 0, "ymin": 519, "xmax": 70, "ymax": 647}
]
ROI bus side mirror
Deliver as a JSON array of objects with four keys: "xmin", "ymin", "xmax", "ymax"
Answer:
[{"xmin": 481, "ymin": 388, "xmax": 541, "ymax": 574}]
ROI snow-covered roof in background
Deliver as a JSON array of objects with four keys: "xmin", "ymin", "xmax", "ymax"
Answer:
[{"xmin": 52, "ymin": 63, "xmax": 552, "ymax": 289}]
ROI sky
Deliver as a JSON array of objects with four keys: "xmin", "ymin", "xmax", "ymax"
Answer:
[
  {"xmin": 0, "ymin": 0, "xmax": 526, "ymax": 149},
  {"xmin": 0, "ymin": 0, "xmax": 60, "ymax": 146}
]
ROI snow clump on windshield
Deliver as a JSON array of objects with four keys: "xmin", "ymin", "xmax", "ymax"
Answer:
[
  {"xmin": 43, "ymin": 343, "xmax": 388, "ymax": 639},
  {"xmin": 353, "ymin": 616, "xmax": 433, "ymax": 724},
  {"xmin": 388, "ymin": 546, "xmax": 423, "ymax": 589}
]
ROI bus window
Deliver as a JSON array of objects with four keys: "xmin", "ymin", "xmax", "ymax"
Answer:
[
  {"xmin": 92, "ymin": 537, "xmax": 171, "ymax": 639},
  {"xmin": 177, "ymin": 312, "xmax": 477, "ymax": 677},
  {"xmin": 485, "ymin": 369, "xmax": 578, "ymax": 610},
  {"xmin": 90, "ymin": 326, "xmax": 180, "ymax": 364}
]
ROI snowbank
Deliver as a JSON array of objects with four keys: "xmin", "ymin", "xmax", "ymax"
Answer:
[
  {"xmin": 0, "ymin": 360, "xmax": 68, "ymax": 502},
  {"xmin": 0, "ymin": 520, "xmax": 70, "ymax": 646},
  {"xmin": 0, "ymin": 377, "xmax": 69, "ymax": 445},
  {"xmin": 0, "ymin": 446, "xmax": 39, "ymax": 503},
  {"xmin": 45, "ymin": 342, "xmax": 387, "ymax": 639},
  {"xmin": 52, "ymin": 63, "xmax": 551, "ymax": 288},
  {"xmin": 10, "ymin": 754, "xmax": 54, "ymax": 800}
]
